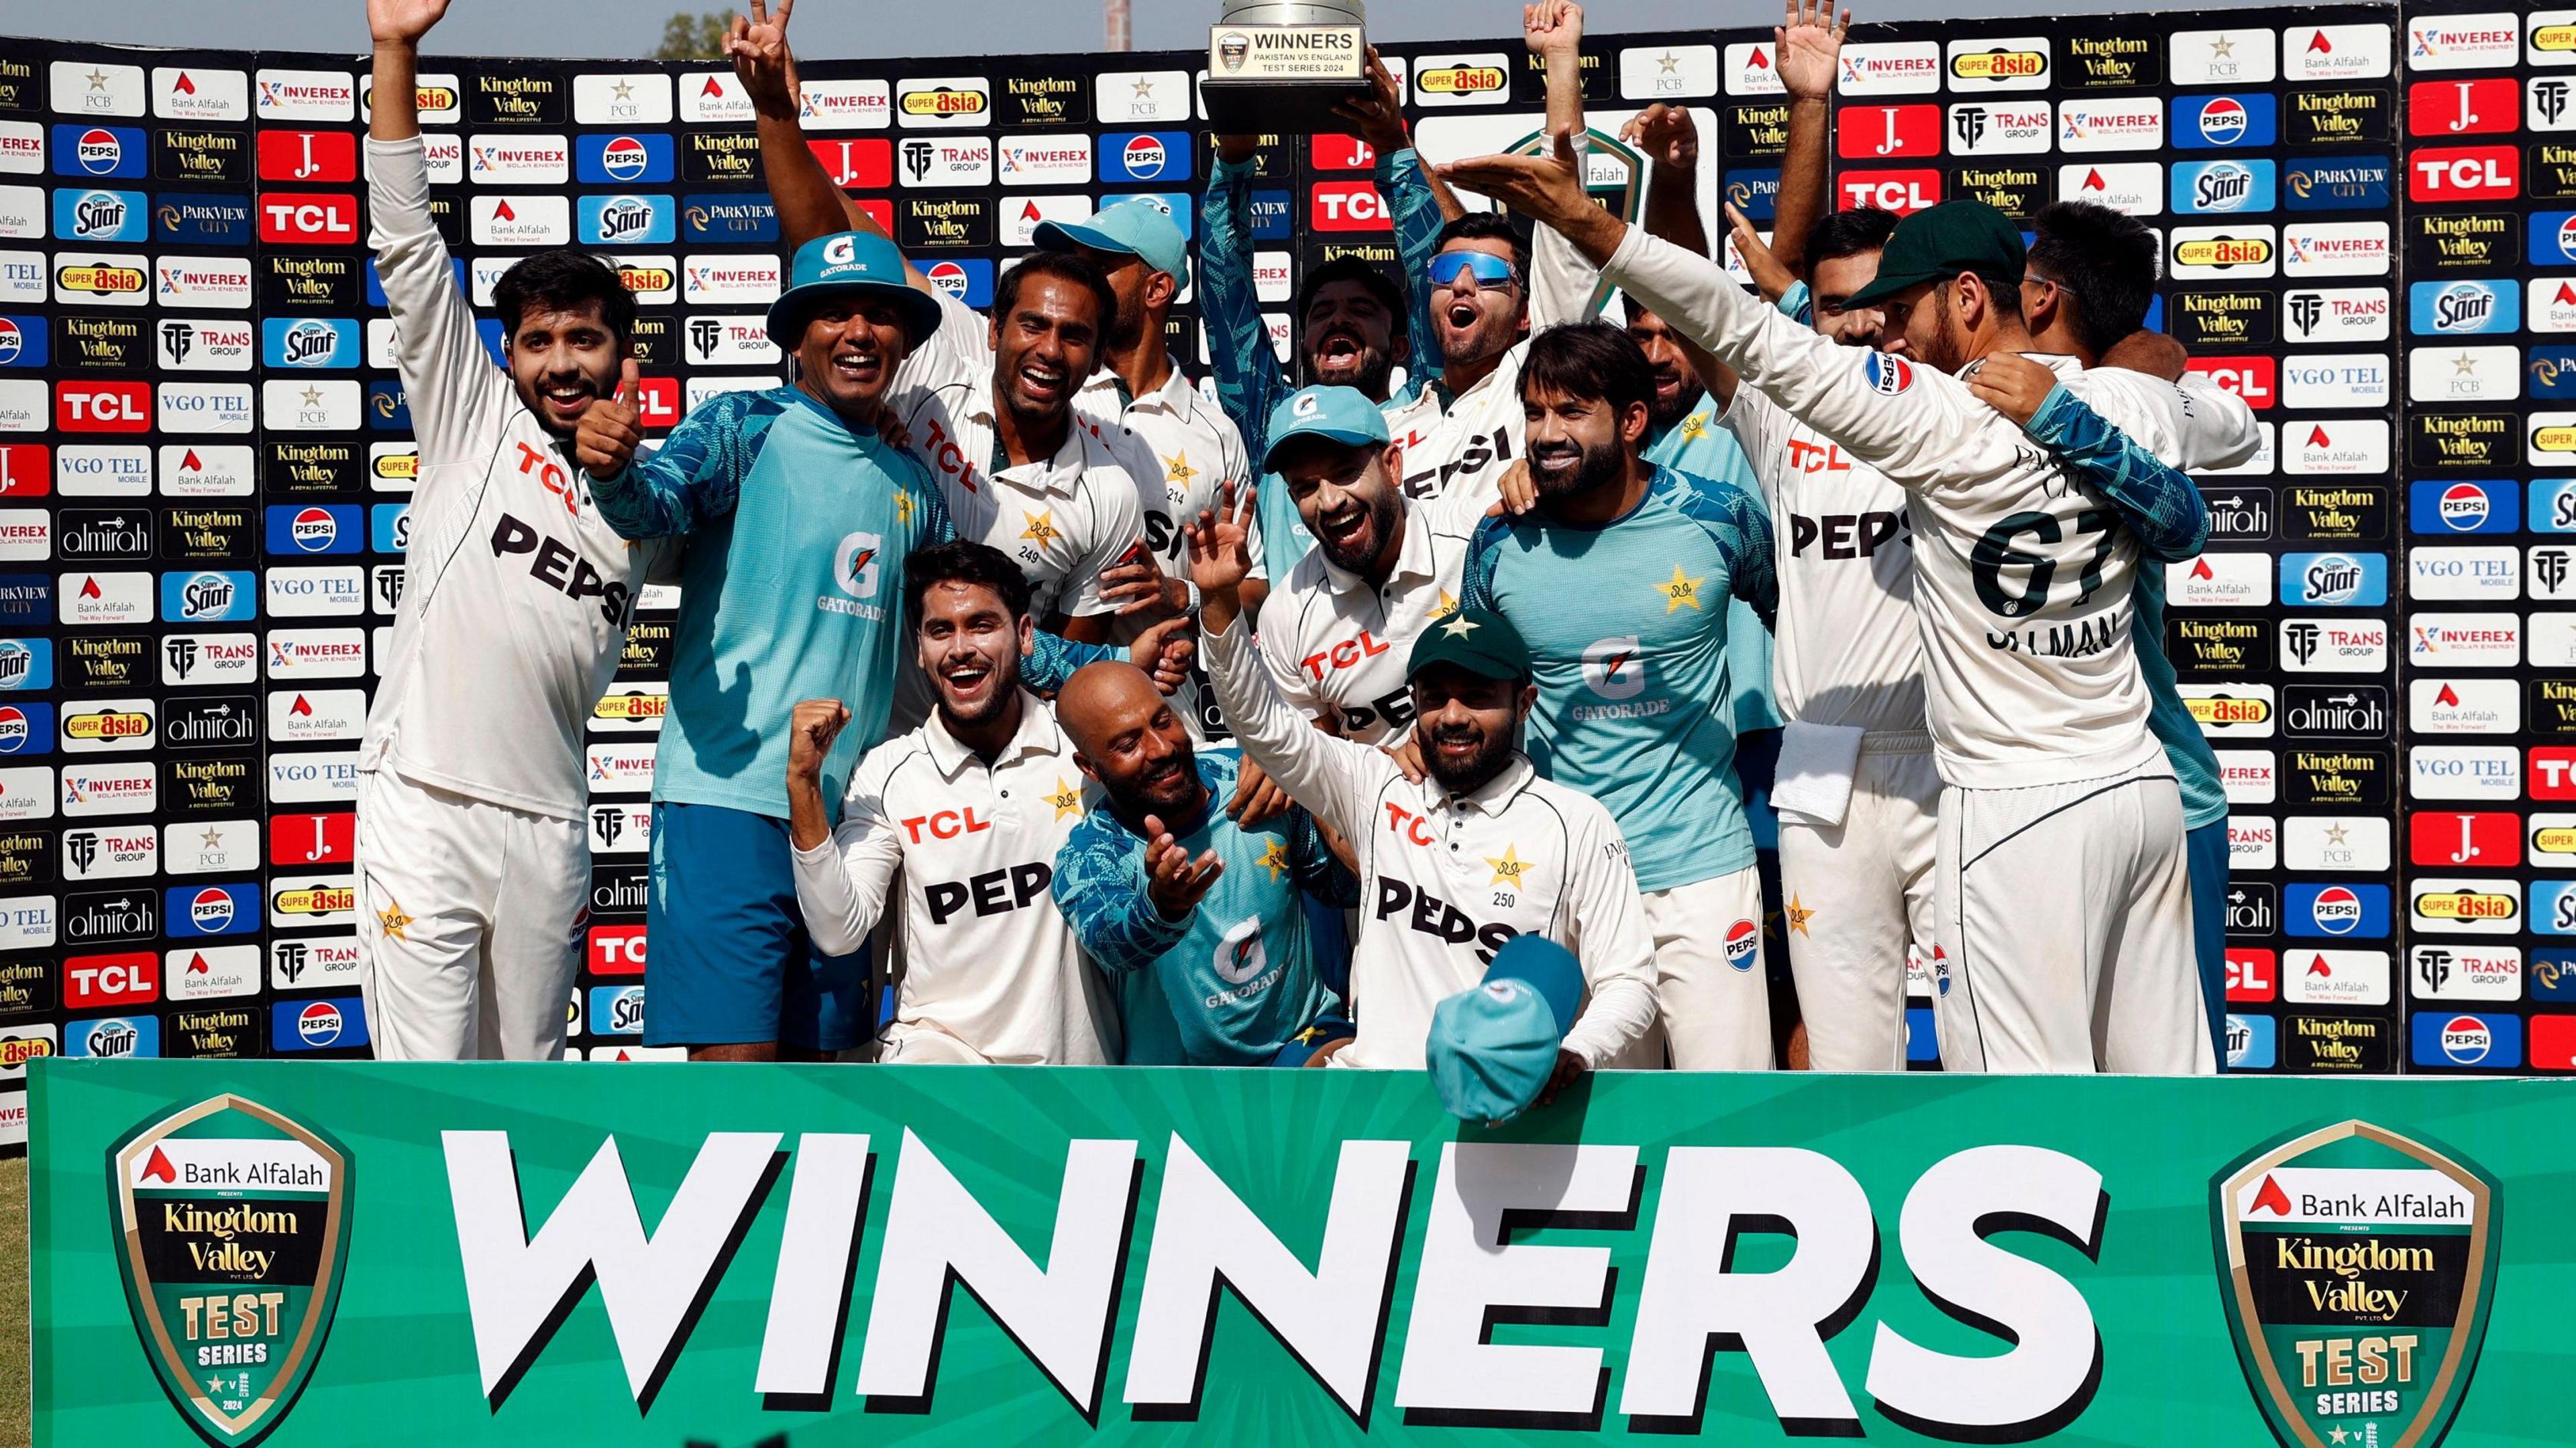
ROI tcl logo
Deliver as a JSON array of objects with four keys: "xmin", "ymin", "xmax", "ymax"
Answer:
[
  {"xmin": 2187, "ymin": 357, "xmax": 2276, "ymax": 408},
  {"xmin": 902, "ymin": 807, "xmax": 991, "ymax": 844},
  {"xmin": 1837, "ymin": 169, "xmax": 1940, "ymax": 215},
  {"xmin": 1309, "ymin": 181, "xmax": 1391, "ymax": 231},
  {"xmin": 1300, "ymin": 629, "xmax": 1392, "ymax": 679},
  {"xmin": 2534, "ymin": 747, "xmax": 2576, "ymax": 800},
  {"xmin": 256, "ymin": 129, "xmax": 358, "ymax": 182},
  {"xmin": 2408, "ymin": 147, "xmax": 2518, "ymax": 202},
  {"xmin": 2406, "ymin": 78, "xmax": 2519, "ymax": 137},
  {"xmin": 2224, "ymin": 948, "xmax": 2275, "ymax": 1002},
  {"xmin": 1309, "ymin": 134, "xmax": 1375, "ymax": 171},
  {"xmin": 2409, "ymin": 810, "xmax": 2520, "ymax": 868},
  {"xmin": 258, "ymin": 192, "xmax": 360, "ymax": 243},
  {"xmin": 57, "ymin": 382, "xmax": 151, "ymax": 433},
  {"xmin": 269, "ymin": 811, "xmax": 355, "ymax": 866},
  {"xmin": 1839, "ymin": 105, "xmax": 1940, "ymax": 159},
  {"xmin": 634, "ymin": 376, "xmax": 680, "ymax": 429},
  {"xmin": 806, "ymin": 137, "xmax": 890, "ymax": 188},
  {"xmin": 66, "ymin": 951, "xmax": 156, "ymax": 1007},
  {"xmin": 589, "ymin": 924, "xmax": 647, "ymax": 975},
  {"xmin": 0, "ymin": 445, "xmax": 46, "ymax": 497}
]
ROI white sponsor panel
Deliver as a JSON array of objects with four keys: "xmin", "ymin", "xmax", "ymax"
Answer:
[
  {"xmin": 683, "ymin": 315, "xmax": 780, "ymax": 368},
  {"xmin": 2409, "ymin": 744, "xmax": 2518, "ymax": 801},
  {"xmin": 2284, "ymin": 24, "xmax": 2392, "ymax": 80},
  {"xmin": 0, "ymin": 509, "xmax": 46, "ymax": 561},
  {"xmin": 62, "ymin": 824, "xmax": 157, "ymax": 880},
  {"xmin": 2409, "ymin": 943, "xmax": 2520, "ymax": 1001},
  {"xmin": 1621, "ymin": 44, "xmax": 1718, "ymax": 101},
  {"xmin": 1411, "ymin": 52, "xmax": 1514, "ymax": 108},
  {"xmin": 270, "ymin": 934, "xmax": 363, "ymax": 991},
  {"xmin": 266, "ymin": 567, "xmax": 365, "ymax": 618},
  {"xmin": 55, "ymin": 445, "xmax": 149, "ymax": 498},
  {"xmin": 58, "ymin": 698, "xmax": 155, "ymax": 756},
  {"xmin": 2281, "ymin": 948, "xmax": 2391, "ymax": 1006},
  {"xmin": 58, "ymin": 571, "xmax": 152, "ymax": 626},
  {"xmin": 2216, "ymin": 749, "xmax": 2275, "ymax": 804},
  {"xmin": 2410, "ymin": 612, "xmax": 2520, "ymax": 666},
  {"xmin": 1945, "ymin": 37, "xmax": 2051, "ymax": 91},
  {"xmin": 2184, "ymin": 682, "xmax": 2275, "ymax": 738},
  {"xmin": 590, "ymin": 682, "xmax": 667, "ymax": 735},
  {"xmin": 2283, "ymin": 418, "xmax": 2389, "ymax": 475},
  {"xmin": 162, "ymin": 632, "xmax": 259, "ymax": 687},
  {"xmin": 896, "ymin": 135, "xmax": 992, "ymax": 187},
  {"xmin": 2412, "ymin": 677, "xmax": 2518, "ymax": 734},
  {"xmin": 260, "ymin": 379, "xmax": 361, "ymax": 431},
  {"xmin": 2056, "ymin": 97, "xmax": 2161, "ymax": 152},
  {"xmin": 2173, "ymin": 29, "xmax": 2279, "ymax": 86},
  {"xmin": 254, "ymin": 68, "xmax": 356, "ymax": 121},
  {"xmin": 166, "ymin": 942, "xmax": 259, "ymax": 1001},
  {"xmin": 2229, "ymin": 815, "xmax": 2276, "ymax": 869},
  {"xmin": 0, "ymin": 896, "xmax": 53, "ymax": 950},
  {"xmin": 1952, "ymin": 101, "xmax": 2054, "ymax": 155},
  {"xmin": 998, "ymin": 136, "xmax": 1091, "ymax": 187},
  {"xmin": 268, "ymin": 750, "xmax": 359, "ymax": 803},
  {"xmin": 153, "ymin": 66, "xmax": 251, "ymax": 121},
  {"xmin": 2282, "ymin": 222, "xmax": 2391, "ymax": 278},
  {"xmin": 2278, "ymin": 618, "xmax": 2388, "ymax": 673},
  {"xmin": 680, "ymin": 256, "xmax": 781, "ymax": 305},
  {"xmin": 2408, "ymin": 546, "xmax": 2520, "ymax": 601},
  {"xmin": 154, "ymin": 255, "xmax": 253, "ymax": 309},
  {"xmin": 2284, "ymin": 288, "xmax": 2391, "ymax": 345},
  {"xmin": 1095, "ymin": 70, "xmax": 1191, "ymax": 123},
  {"xmin": 157, "ymin": 381, "xmax": 254, "ymax": 435},
  {"xmin": 680, "ymin": 71, "xmax": 755, "ymax": 123},
  {"xmin": 469, "ymin": 194, "xmax": 572, "ymax": 247},
  {"xmin": 2279, "ymin": 354, "xmax": 2388, "ymax": 408},
  {"xmin": 586, "ymin": 742, "xmax": 657, "ymax": 795},
  {"xmin": 0, "ymin": 765, "xmax": 50, "ymax": 821},
  {"xmin": 51, "ymin": 61, "xmax": 148, "ymax": 117},
  {"xmin": 2408, "ymin": 344, "xmax": 2517, "ymax": 402},
  {"xmin": 163, "ymin": 818, "xmax": 258, "ymax": 875},
  {"xmin": 2406, "ymin": 13, "xmax": 2520, "ymax": 71},
  {"xmin": 267, "ymin": 687, "xmax": 366, "ymax": 744},
  {"xmin": 575, "ymin": 73, "xmax": 675, "ymax": 125},
  {"xmin": 2168, "ymin": 552, "xmax": 2271, "ymax": 606},
  {"xmin": 2056, "ymin": 161, "xmax": 2159, "ymax": 213},
  {"xmin": 2283, "ymin": 816, "xmax": 2392, "ymax": 872},
  {"xmin": 0, "ymin": 187, "xmax": 40, "ymax": 240},
  {"xmin": 2410, "ymin": 875, "xmax": 2522, "ymax": 935},
  {"xmin": 270, "ymin": 872, "xmax": 356, "ymax": 930},
  {"xmin": 60, "ymin": 761, "xmax": 155, "ymax": 816},
  {"xmin": 1000, "ymin": 194, "xmax": 1093, "ymax": 249},
  {"xmin": 2529, "ymin": 611, "xmax": 2576, "ymax": 667},
  {"xmin": 1836, "ymin": 40, "xmax": 1942, "ymax": 95},
  {"xmin": 796, "ymin": 76, "xmax": 889, "ymax": 130},
  {"xmin": 156, "ymin": 319, "xmax": 256, "ymax": 373},
  {"xmin": 468, "ymin": 133, "xmax": 570, "ymax": 184}
]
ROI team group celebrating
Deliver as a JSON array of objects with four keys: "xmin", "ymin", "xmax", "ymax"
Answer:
[{"xmin": 354, "ymin": 0, "xmax": 2263, "ymax": 1108}]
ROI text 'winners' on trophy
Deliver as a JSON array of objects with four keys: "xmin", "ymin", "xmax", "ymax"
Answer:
[{"xmin": 1204, "ymin": 0, "xmax": 1371, "ymax": 133}]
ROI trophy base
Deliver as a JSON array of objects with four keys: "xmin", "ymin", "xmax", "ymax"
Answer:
[{"xmin": 1201, "ymin": 78, "xmax": 1375, "ymax": 134}]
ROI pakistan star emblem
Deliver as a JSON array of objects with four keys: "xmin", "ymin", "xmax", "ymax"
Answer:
[
  {"xmin": 1045, "ymin": 777, "xmax": 1085, "ymax": 820},
  {"xmin": 1485, "ymin": 844, "xmax": 1530, "ymax": 889},
  {"xmin": 1787, "ymin": 893, "xmax": 1814, "ymax": 936},
  {"xmin": 299, "ymin": 385, "xmax": 325, "ymax": 408},
  {"xmin": 1021, "ymin": 509, "xmax": 1060, "ymax": 544},
  {"xmin": 376, "ymin": 898, "xmax": 413, "ymax": 940},
  {"xmin": 1436, "ymin": 588, "xmax": 1459, "ymax": 616},
  {"xmin": 1257, "ymin": 838, "xmax": 1291, "ymax": 882},
  {"xmin": 894, "ymin": 489, "xmax": 918, "ymax": 524},
  {"xmin": 1440, "ymin": 612, "xmax": 1481, "ymax": 638},
  {"xmin": 1163, "ymin": 451, "xmax": 1196, "ymax": 484},
  {"xmin": 1679, "ymin": 412, "xmax": 1709, "ymax": 441},
  {"xmin": 1659, "ymin": 563, "xmax": 1706, "ymax": 612}
]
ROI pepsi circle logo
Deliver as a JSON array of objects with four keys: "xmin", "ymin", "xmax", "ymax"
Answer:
[
  {"xmin": 600, "ymin": 135, "xmax": 650, "ymax": 182},
  {"xmin": 189, "ymin": 887, "xmax": 235, "ymax": 932},
  {"xmin": 76, "ymin": 127, "xmax": 123, "ymax": 174},
  {"xmin": 1723, "ymin": 918, "xmax": 1759, "ymax": 971},
  {"xmin": 0, "ymin": 318, "xmax": 19, "ymax": 366},
  {"xmin": 297, "ymin": 1001, "xmax": 344, "ymax": 1047},
  {"xmin": 290, "ymin": 506, "xmax": 337, "ymax": 552},
  {"xmin": 0, "ymin": 708, "xmax": 25, "ymax": 749},
  {"xmin": 925, "ymin": 260, "xmax": 968, "ymax": 298},
  {"xmin": 2309, "ymin": 885, "xmax": 2361, "ymax": 934},
  {"xmin": 2198, "ymin": 98, "xmax": 2248, "ymax": 145},
  {"xmin": 2561, "ymin": 215, "xmax": 2576, "ymax": 262},
  {"xmin": 2440, "ymin": 1015, "xmax": 2490, "ymax": 1064},
  {"xmin": 1865, "ymin": 352, "xmax": 1912, "ymax": 395},
  {"xmin": 2438, "ymin": 482, "xmax": 2491, "ymax": 531},
  {"xmin": 1123, "ymin": 134, "xmax": 1167, "ymax": 179}
]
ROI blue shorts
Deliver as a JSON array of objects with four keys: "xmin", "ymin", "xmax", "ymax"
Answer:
[
  {"xmin": 643, "ymin": 801, "xmax": 869, "ymax": 1051},
  {"xmin": 2186, "ymin": 820, "xmax": 2230, "ymax": 1072}
]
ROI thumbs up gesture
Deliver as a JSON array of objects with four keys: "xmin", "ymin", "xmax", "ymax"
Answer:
[{"xmin": 576, "ymin": 358, "xmax": 645, "ymax": 479}]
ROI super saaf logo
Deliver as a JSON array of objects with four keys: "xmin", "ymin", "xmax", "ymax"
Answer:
[
  {"xmin": 109, "ymin": 1094, "xmax": 351, "ymax": 1447},
  {"xmin": 2213, "ymin": 1119, "xmax": 2496, "ymax": 1448}
]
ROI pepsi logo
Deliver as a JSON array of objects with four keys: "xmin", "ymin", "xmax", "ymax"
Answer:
[
  {"xmin": 2440, "ymin": 1014, "xmax": 2490, "ymax": 1064},
  {"xmin": 76, "ymin": 127, "xmax": 123, "ymax": 175},
  {"xmin": 925, "ymin": 260, "xmax": 969, "ymax": 297},
  {"xmin": 289, "ymin": 506, "xmax": 337, "ymax": 552},
  {"xmin": 0, "ymin": 708, "xmax": 24, "ymax": 750},
  {"xmin": 1723, "ymin": 917, "xmax": 1759, "ymax": 970},
  {"xmin": 2561, "ymin": 215, "xmax": 2576, "ymax": 261},
  {"xmin": 0, "ymin": 319, "xmax": 18, "ymax": 366},
  {"xmin": 600, "ymin": 135, "xmax": 651, "ymax": 182},
  {"xmin": 297, "ymin": 1000, "xmax": 344, "ymax": 1047},
  {"xmin": 188, "ymin": 887, "xmax": 235, "ymax": 932},
  {"xmin": 2309, "ymin": 884, "xmax": 2362, "ymax": 934},
  {"xmin": 1864, "ymin": 351, "xmax": 1911, "ymax": 395},
  {"xmin": 1123, "ymin": 133, "xmax": 1167, "ymax": 180},
  {"xmin": 2438, "ymin": 482, "xmax": 2491, "ymax": 531},
  {"xmin": 2198, "ymin": 97, "xmax": 2249, "ymax": 145}
]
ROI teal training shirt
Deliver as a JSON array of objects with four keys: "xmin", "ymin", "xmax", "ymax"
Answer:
[
  {"xmin": 590, "ymin": 386, "xmax": 953, "ymax": 817},
  {"xmin": 1646, "ymin": 404, "xmax": 1781, "ymax": 737},
  {"xmin": 1053, "ymin": 749, "xmax": 1353, "ymax": 1064},
  {"xmin": 1464, "ymin": 467, "xmax": 1780, "ymax": 892}
]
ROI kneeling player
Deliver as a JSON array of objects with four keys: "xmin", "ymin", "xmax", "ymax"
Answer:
[{"xmin": 786, "ymin": 543, "xmax": 1118, "ymax": 1064}]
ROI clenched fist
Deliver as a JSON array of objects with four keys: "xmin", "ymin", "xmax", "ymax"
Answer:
[
  {"xmin": 576, "ymin": 357, "xmax": 645, "ymax": 480},
  {"xmin": 786, "ymin": 698, "xmax": 851, "ymax": 786}
]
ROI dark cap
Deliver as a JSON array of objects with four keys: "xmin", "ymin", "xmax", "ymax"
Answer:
[
  {"xmin": 1843, "ymin": 200, "xmax": 2029, "ymax": 311},
  {"xmin": 1406, "ymin": 606, "xmax": 1532, "ymax": 685}
]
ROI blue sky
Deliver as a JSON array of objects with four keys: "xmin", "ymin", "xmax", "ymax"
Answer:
[{"xmin": 42, "ymin": 0, "xmax": 2211, "ymax": 62}]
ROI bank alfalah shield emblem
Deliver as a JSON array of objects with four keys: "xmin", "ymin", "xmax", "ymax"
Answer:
[
  {"xmin": 1503, "ymin": 125, "xmax": 1646, "ymax": 317},
  {"xmin": 2212, "ymin": 1119, "xmax": 2497, "ymax": 1448},
  {"xmin": 108, "ymin": 1094, "xmax": 353, "ymax": 1447}
]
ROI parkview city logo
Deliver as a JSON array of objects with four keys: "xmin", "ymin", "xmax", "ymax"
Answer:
[
  {"xmin": 2212, "ymin": 1121, "xmax": 2497, "ymax": 1448},
  {"xmin": 111, "ymin": 1095, "xmax": 352, "ymax": 1447}
]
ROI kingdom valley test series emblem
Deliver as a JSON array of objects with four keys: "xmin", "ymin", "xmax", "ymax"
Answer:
[
  {"xmin": 108, "ymin": 1095, "xmax": 353, "ymax": 1447},
  {"xmin": 2212, "ymin": 1120, "xmax": 2498, "ymax": 1448}
]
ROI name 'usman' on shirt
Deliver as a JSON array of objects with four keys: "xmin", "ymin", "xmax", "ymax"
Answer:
[{"xmin": 443, "ymin": 1125, "xmax": 2109, "ymax": 1434}]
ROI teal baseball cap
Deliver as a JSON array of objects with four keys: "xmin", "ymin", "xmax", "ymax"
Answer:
[
  {"xmin": 1034, "ymin": 195, "xmax": 1190, "ymax": 278},
  {"xmin": 764, "ymin": 229, "xmax": 943, "ymax": 349},
  {"xmin": 1428, "ymin": 935, "xmax": 1585, "ymax": 1124},
  {"xmin": 1262, "ymin": 384, "xmax": 1390, "ymax": 472}
]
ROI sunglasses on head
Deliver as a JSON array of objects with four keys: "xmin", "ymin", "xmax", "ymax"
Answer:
[{"xmin": 1427, "ymin": 252, "xmax": 1519, "ymax": 288}]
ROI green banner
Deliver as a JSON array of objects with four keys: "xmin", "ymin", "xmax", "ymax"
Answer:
[{"xmin": 27, "ymin": 1061, "xmax": 2571, "ymax": 1446}]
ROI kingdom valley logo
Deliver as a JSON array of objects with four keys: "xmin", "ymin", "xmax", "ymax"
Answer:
[
  {"xmin": 110, "ymin": 1095, "xmax": 352, "ymax": 1447},
  {"xmin": 2212, "ymin": 1121, "xmax": 2496, "ymax": 1448}
]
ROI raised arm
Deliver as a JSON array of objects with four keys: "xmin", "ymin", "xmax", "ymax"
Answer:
[
  {"xmin": 1768, "ymin": 0, "xmax": 1849, "ymax": 282},
  {"xmin": 1202, "ymin": 136, "xmax": 1295, "ymax": 462},
  {"xmin": 1523, "ymin": 1, "xmax": 1608, "ymax": 328},
  {"xmin": 585, "ymin": 390, "xmax": 765, "ymax": 537},
  {"xmin": 731, "ymin": 0, "xmax": 927, "ymax": 282},
  {"xmin": 786, "ymin": 703, "xmax": 904, "ymax": 956},
  {"xmin": 1053, "ymin": 821, "xmax": 1214, "ymax": 978}
]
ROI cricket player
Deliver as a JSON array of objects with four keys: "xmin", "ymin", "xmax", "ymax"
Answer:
[
  {"xmin": 1188, "ymin": 480, "xmax": 1659, "ymax": 1075},
  {"xmin": 786, "ymin": 543, "xmax": 1118, "ymax": 1064},
  {"xmin": 354, "ymin": 0, "xmax": 659, "ymax": 1060},
  {"xmin": 1462, "ymin": 323, "xmax": 1779, "ymax": 1069},
  {"xmin": 1053, "ymin": 665, "xmax": 1353, "ymax": 1065},
  {"xmin": 1448, "ymin": 137, "xmax": 2220, "ymax": 1072}
]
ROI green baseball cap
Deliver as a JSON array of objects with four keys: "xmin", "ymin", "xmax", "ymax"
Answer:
[
  {"xmin": 1426, "ymin": 935, "xmax": 1585, "ymax": 1124},
  {"xmin": 1842, "ymin": 199, "xmax": 2029, "ymax": 311},
  {"xmin": 1034, "ymin": 195, "xmax": 1190, "ymax": 278},
  {"xmin": 1406, "ymin": 606, "xmax": 1532, "ymax": 685},
  {"xmin": 1262, "ymin": 384, "xmax": 1391, "ymax": 473}
]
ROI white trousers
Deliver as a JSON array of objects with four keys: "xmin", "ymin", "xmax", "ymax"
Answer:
[
  {"xmin": 1777, "ymin": 736, "xmax": 1940, "ymax": 1071},
  {"xmin": 1648, "ymin": 865, "xmax": 1774, "ymax": 1070},
  {"xmin": 356, "ymin": 767, "xmax": 586, "ymax": 1060},
  {"xmin": 1931, "ymin": 758, "xmax": 2212, "ymax": 1075}
]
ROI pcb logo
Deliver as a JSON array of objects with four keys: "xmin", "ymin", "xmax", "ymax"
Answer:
[
  {"xmin": 2211, "ymin": 1119, "xmax": 2496, "ymax": 1448},
  {"xmin": 108, "ymin": 1095, "xmax": 352, "ymax": 1447}
]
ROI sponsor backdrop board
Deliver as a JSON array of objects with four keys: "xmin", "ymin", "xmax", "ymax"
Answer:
[
  {"xmin": 25, "ymin": 1060, "xmax": 2557, "ymax": 1445},
  {"xmin": 12, "ymin": 3, "xmax": 2576, "ymax": 1111}
]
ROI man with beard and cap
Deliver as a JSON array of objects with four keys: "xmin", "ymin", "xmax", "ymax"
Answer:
[
  {"xmin": 1252, "ymin": 387, "xmax": 1485, "ymax": 747},
  {"xmin": 1458, "ymin": 322, "xmax": 1780, "ymax": 1069},
  {"xmin": 1188, "ymin": 486, "xmax": 1658, "ymax": 1075},
  {"xmin": 355, "ymin": 0, "xmax": 663, "ymax": 1060},
  {"xmin": 730, "ymin": 0, "xmax": 1164, "ymax": 644},
  {"xmin": 1205, "ymin": 46, "xmax": 1448, "ymax": 585},
  {"xmin": 785, "ymin": 542, "xmax": 1118, "ymax": 1065},
  {"xmin": 1053, "ymin": 663, "xmax": 1356, "ymax": 1066},
  {"xmin": 1447, "ymin": 131, "xmax": 2237, "ymax": 1072}
]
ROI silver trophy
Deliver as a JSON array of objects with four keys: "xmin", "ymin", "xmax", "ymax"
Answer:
[{"xmin": 1205, "ymin": 0, "xmax": 1371, "ymax": 133}]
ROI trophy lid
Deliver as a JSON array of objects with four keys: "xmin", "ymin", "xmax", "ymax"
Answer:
[{"xmin": 1220, "ymin": 0, "xmax": 1366, "ymax": 26}]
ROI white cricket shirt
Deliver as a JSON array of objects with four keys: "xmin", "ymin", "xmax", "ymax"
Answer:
[{"xmin": 1254, "ymin": 488, "xmax": 1482, "ymax": 744}]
